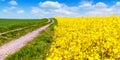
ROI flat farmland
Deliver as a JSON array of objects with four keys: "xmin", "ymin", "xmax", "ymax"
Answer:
[{"xmin": 0, "ymin": 19, "xmax": 48, "ymax": 46}]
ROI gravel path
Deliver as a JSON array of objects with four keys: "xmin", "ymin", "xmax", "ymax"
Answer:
[{"xmin": 0, "ymin": 19, "xmax": 53, "ymax": 60}]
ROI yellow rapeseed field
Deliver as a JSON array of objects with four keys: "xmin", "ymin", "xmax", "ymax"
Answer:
[{"xmin": 47, "ymin": 16, "xmax": 120, "ymax": 60}]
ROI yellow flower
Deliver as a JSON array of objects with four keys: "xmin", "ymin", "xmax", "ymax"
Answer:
[
  {"xmin": 113, "ymin": 49, "xmax": 118, "ymax": 54},
  {"xmin": 46, "ymin": 16, "xmax": 120, "ymax": 60}
]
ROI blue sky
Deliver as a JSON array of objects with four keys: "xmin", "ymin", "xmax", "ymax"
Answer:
[{"xmin": 0, "ymin": 0, "xmax": 120, "ymax": 18}]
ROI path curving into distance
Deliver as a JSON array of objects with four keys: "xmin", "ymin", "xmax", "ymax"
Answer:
[
  {"xmin": 0, "ymin": 19, "xmax": 54, "ymax": 60},
  {"xmin": 0, "ymin": 18, "xmax": 51, "ymax": 36}
]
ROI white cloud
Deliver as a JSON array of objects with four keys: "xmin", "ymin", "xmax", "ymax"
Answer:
[
  {"xmin": 32, "ymin": 1, "xmax": 78, "ymax": 17},
  {"xmin": 2, "ymin": 6, "xmax": 16, "ymax": 13},
  {"xmin": 9, "ymin": 6, "xmax": 16, "ymax": 10},
  {"xmin": 31, "ymin": 7, "xmax": 50, "ymax": 17},
  {"xmin": 94, "ymin": 2, "xmax": 107, "ymax": 8},
  {"xmin": 116, "ymin": 2, "xmax": 120, "ymax": 6},
  {"xmin": 78, "ymin": 2, "xmax": 120, "ymax": 16},
  {"xmin": 31, "ymin": 7, "xmax": 40, "ymax": 14},
  {"xmin": 3, "ymin": 9, "xmax": 8, "ymax": 13},
  {"xmin": 31, "ymin": 7, "xmax": 50, "ymax": 14},
  {"xmin": 2, "ymin": 0, "xmax": 120, "ymax": 18},
  {"xmin": 9, "ymin": 0, "xmax": 18, "ymax": 6},
  {"xmin": 82, "ymin": 3, "xmax": 92, "ymax": 7},
  {"xmin": 17, "ymin": 10, "xmax": 24, "ymax": 14},
  {"xmin": 79, "ymin": 2, "xmax": 92, "ymax": 7},
  {"xmin": 31, "ymin": 1, "xmax": 120, "ymax": 17},
  {"xmin": 86, "ymin": 9, "xmax": 113, "ymax": 16},
  {"xmin": 54, "ymin": 9, "xmax": 74, "ymax": 15},
  {"xmin": 39, "ymin": 1, "xmax": 62, "ymax": 9}
]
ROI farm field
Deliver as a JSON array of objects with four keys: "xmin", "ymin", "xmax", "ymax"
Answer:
[
  {"xmin": 0, "ymin": 19, "xmax": 48, "ymax": 46},
  {"xmin": 1, "ymin": 0, "xmax": 120, "ymax": 60},
  {"xmin": 0, "ymin": 19, "xmax": 48, "ymax": 32},
  {"xmin": 5, "ymin": 18, "xmax": 57, "ymax": 60},
  {"xmin": 46, "ymin": 16, "xmax": 120, "ymax": 60},
  {"xmin": 1, "ymin": 16, "xmax": 120, "ymax": 60}
]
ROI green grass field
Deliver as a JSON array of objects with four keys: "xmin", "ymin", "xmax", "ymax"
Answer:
[
  {"xmin": 5, "ymin": 18, "xmax": 57, "ymax": 60},
  {"xmin": 0, "ymin": 18, "xmax": 48, "ymax": 46},
  {"xmin": 0, "ymin": 19, "xmax": 48, "ymax": 32}
]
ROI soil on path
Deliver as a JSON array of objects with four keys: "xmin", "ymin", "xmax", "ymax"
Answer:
[{"xmin": 0, "ymin": 19, "xmax": 53, "ymax": 60}]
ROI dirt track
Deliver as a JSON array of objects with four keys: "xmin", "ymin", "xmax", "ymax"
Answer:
[{"xmin": 0, "ymin": 19, "xmax": 53, "ymax": 60}]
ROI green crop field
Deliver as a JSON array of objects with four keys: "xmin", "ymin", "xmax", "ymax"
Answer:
[
  {"xmin": 5, "ymin": 18, "xmax": 57, "ymax": 60},
  {"xmin": 0, "ymin": 18, "xmax": 48, "ymax": 46},
  {"xmin": 0, "ymin": 19, "xmax": 48, "ymax": 32}
]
